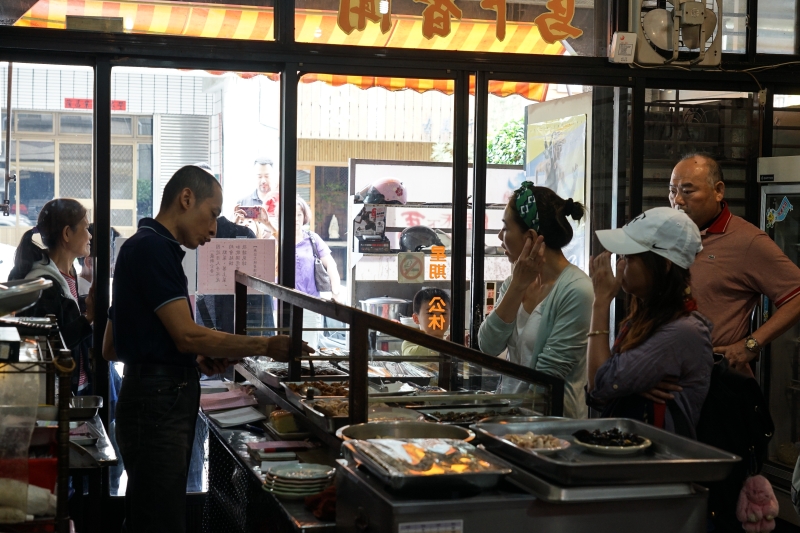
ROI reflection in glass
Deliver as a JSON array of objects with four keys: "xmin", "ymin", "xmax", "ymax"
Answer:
[
  {"xmin": 137, "ymin": 144, "xmax": 153, "ymax": 221},
  {"xmin": 58, "ymin": 143, "xmax": 92, "ymax": 199},
  {"xmin": 17, "ymin": 140, "xmax": 55, "ymax": 224},
  {"xmin": 111, "ymin": 117, "xmax": 133, "ymax": 136},
  {"xmin": 137, "ymin": 117, "xmax": 153, "ymax": 137},
  {"xmin": 60, "ymin": 114, "xmax": 93, "ymax": 134},
  {"xmin": 17, "ymin": 113, "xmax": 53, "ymax": 133},
  {"xmin": 721, "ymin": 0, "xmax": 746, "ymax": 53},
  {"xmin": 773, "ymin": 95, "xmax": 800, "ymax": 157},
  {"xmin": 757, "ymin": 0, "xmax": 796, "ymax": 54},
  {"xmin": 111, "ymin": 145, "xmax": 134, "ymax": 200}
]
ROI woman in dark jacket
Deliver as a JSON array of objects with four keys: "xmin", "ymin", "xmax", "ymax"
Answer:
[{"xmin": 9, "ymin": 198, "xmax": 94, "ymax": 394}]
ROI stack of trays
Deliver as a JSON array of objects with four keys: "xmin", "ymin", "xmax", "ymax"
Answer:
[{"xmin": 263, "ymin": 463, "xmax": 335, "ymax": 499}]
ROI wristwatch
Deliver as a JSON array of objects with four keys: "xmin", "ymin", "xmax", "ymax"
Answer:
[{"xmin": 745, "ymin": 336, "xmax": 761, "ymax": 353}]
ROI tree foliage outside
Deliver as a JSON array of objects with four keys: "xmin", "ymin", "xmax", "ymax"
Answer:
[{"xmin": 487, "ymin": 118, "xmax": 525, "ymax": 165}]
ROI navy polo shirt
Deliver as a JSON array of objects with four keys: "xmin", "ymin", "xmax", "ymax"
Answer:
[{"xmin": 111, "ymin": 218, "xmax": 195, "ymax": 367}]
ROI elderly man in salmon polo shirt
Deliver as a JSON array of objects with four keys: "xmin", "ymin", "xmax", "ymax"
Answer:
[{"xmin": 667, "ymin": 153, "xmax": 800, "ymax": 374}]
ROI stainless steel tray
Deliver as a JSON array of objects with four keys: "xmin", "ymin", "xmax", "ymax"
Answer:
[
  {"xmin": 301, "ymin": 399, "xmax": 427, "ymax": 434},
  {"xmin": 472, "ymin": 418, "xmax": 740, "ymax": 486},
  {"xmin": 244, "ymin": 360, "xmax": 349, "ymax": 389},
  {"xmin": 504, "ymin": 457, "xmax": 696, "ymax": 502},
  {"xmin": 417, "ymin": 405, "xmax": 533, "ymax": 427},
  {"xmin": 281, "ymin": 381, "xmax": 350, "ymax": 410},
  {"xmin": 342, "ymin": 439, "xmax": 511, "ymax": 492}
]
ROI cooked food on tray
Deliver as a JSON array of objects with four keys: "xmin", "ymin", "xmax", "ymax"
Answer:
[
  {"xmin": 427, "ymin": 408, "xmax": 525, "ymax": 424},
  {"xmin": 314, "ymin": 400, "xmax": 350, "ymax": 417},
  {"xmin": 247, "ymin": 358, "xmax": 347, "ymax": 377},
  {"xmin": 359, "ymin": 438, "xmax": 507, "ymax": 476},
  {"xmin": 288, "ymin": 381, "xmax": 348, "ymax": 396},
  {"xmin": 318, "ymin": 347, "xmax": 348, "ymax": 356},
  {"xmin": 269, "ymin": 410, "xmax": 300, "ymax": 433},
  {"xmin": 504, "ymin": 431, "xmax": 563, "ymax": 450},
  {"xmin": 572, "ymin": 428, "xmax": 645, "ymax": 447}
]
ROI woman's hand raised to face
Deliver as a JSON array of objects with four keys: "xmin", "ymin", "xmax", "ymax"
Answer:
[
  {"xmin": 590, "ymin": 251, "xmax": 623, "ymax": 306},
  {"xmin": 510, "ymin": 235, "xmax": 546, "ymax": 290}
]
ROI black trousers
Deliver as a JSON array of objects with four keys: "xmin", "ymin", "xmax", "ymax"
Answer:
[{"xmin": 116, "ymin": 365, "xmax": 200, "ymax": 533}]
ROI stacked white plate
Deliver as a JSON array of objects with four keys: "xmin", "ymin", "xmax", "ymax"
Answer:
[{"xmin": 263, "ymin": 463, "xmax": 335, "ymax": 499}]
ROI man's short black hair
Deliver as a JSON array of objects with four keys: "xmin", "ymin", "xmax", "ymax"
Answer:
[
  {"xmin": 413, "ymin": 287, "xmax": 451, "ymax": 314},
  {"xmin": 160, "ymin": 165, "xmax": 221, "ymax": 212},
  {"xmin": 254, "ymin": 157, "xmax": 273, "ymax": 167}
]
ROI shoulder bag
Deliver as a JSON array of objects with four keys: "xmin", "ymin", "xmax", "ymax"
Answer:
[{"xmin": 307, "ymin": 231, "xmax": 332, "ymax": 292}]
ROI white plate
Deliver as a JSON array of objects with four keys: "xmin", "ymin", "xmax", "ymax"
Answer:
[
  {"xmin": 572, "ymin": 437, "xmax": 652, "ymax": 455},
  {"xmin": 268, "ymin": 463, "xmax": 335, "ymax": 480},
  {"xmin": 207, "ymin": 406, "xmax": 266, "ymax": 428}
]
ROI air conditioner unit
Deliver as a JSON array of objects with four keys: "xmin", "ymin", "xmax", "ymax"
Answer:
[{"xmin": 630, "ymin": 0, "xmax": 722, "ymax": 67}]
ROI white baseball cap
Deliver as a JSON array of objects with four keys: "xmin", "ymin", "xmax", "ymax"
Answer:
[{"xmin": 595, "ymin": 207, "xmax": 702, "ymax": 269}]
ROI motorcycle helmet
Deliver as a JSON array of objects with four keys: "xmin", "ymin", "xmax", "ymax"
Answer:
[
  {"xmin": 400, "ymin": 226, "xmax": 443, "ymax": 252},
  {"xmin": 356, "ymin": 177, "xmax": 407, "ymax": 205}
]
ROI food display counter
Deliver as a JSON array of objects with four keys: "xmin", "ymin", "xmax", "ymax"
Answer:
[{"xmin": 200, "ymin": 271, "xmax": 740, "ymax": 533}]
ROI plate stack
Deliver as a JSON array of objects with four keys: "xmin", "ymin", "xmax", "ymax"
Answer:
[{"xmin": 263, "ymin": 463, "xmax": 335, "ymax": 499}]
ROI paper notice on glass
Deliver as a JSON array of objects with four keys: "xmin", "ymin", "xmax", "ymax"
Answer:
[{"xmin": 197, "ymin": 238, "xmax": 276, "ymax": 294}]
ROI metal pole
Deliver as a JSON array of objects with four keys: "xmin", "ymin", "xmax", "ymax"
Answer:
[
  {"xmin": 348, "ymin": 320, "xmax": 369, "ymax": 425},
  {"xmin": 56, "ymin": 348, "xmax": 74, "ymax": 533},
  {"xmin": 3, "ymin": 61, "xmax": 15, "ymax": 215},
  {"xmin": 470, "ymin": 71, "xmax": 488, "ymax": 350}
]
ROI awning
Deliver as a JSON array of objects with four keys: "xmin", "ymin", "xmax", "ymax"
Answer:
[{"xmin": 15, "ymin": 1, "xmax": 564, "ymax": 99}]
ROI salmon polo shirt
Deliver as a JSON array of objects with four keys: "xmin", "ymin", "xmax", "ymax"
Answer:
[{"xmin": 691, "ymin": 202, "xmax": 800, "ymax": 348}]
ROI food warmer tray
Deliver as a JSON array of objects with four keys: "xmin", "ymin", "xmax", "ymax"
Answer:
[
  {"xmin": 335, "ymin": 361, "xmax": 433, "ymax": 386},
  {"xmin": 243, "ymin": 359, "xmax": 348, "ymax": 389},
  {"xmin": 503, "ymin": 455, "xmax": 696, "ymax": 502},
  {"xmin": 417, "ymin": 406, "xmax": 535, "ymax": 427},
  {"xmin": 281, "ymin": 381, "xmax": 350, "ymax": 410},
  {"xmin": 301, "ymin": 399, "xmax": 427, "ymax": 433},
  {"xmin": 341, "ymin": 439, "xmax": 512, "ymax": 492},
  {"xmin": 472, "ymin": 418, "xmax": 739, "ymax": 486}
]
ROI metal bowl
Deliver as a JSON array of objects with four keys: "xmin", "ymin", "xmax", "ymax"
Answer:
[
  {"xmin": 336, "ymin": 421, "xmax": 476, "ymax": 442},
  {"xmin": 0, "ymin": 279, "xmax": 52, "ymax": 317},
  {"xmin": 69, "ymin": 395, "xmax": 103, "ymax": 420}
]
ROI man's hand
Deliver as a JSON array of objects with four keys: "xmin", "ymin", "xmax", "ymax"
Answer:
[
  {"xmin": 265, "ymin": 335, "xmax": 314, "ymax": 362},
  {"xmin": 233, "ymin": 205, "xmax": 247, "ymax": 225},
  {"xmin": 640, "ymin": 380, "xmax": 683, "ymax": 404},
  {"xmin": 197, "ymin": 355, "xmax": 230, "ymax": 377},
  {"xmin": 716, "ymin": 341, "xmax": 756, "ymax": 373}
]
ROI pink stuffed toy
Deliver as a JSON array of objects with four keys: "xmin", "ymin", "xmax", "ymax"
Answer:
[{"xmin": 736, "ymin": 475, "xmax": 779, "ymax": 533}]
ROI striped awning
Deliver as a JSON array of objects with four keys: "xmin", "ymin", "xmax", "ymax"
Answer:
[{"xmin": 15, "ymin": 0, "xmax": 565, "ymax": 99}]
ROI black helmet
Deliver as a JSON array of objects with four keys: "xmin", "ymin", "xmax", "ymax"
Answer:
[{"xmin": 400, "ymin": 226, "xmax": 443, "ymax": 252}]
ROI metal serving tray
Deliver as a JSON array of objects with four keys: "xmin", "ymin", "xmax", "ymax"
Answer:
[
  {"xmin": 418, "ymin": 406, "xmax": 534, "ymax": 427},
  {"xmin": 505, "ymin": 459, "xmax": 696, "ymax": 502},
  {"xmin": 342, "ymin": 439, "xmax": 512, "ymax": 492},
  {"xmin": 281, "ymin": 381, "xmax": 350, "ymax": 410},
  {"xmin": 244, "ymin": 359, "xmax": 349, "ymax": 389},
  {"xmin": 301, "ymin": 399, "xmax": 427, "ymax": 433},
  {"xmin": 472, "ymin": 418, "xmax": 740, "ymax": 486}
]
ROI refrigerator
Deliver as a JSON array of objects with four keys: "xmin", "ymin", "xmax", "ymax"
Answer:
[{"xmin": 757, "ymin": 155, "xmax": 800, "ymax": 493}]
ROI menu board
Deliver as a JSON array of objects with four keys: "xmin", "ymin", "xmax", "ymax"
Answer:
[{"xmin": 197, "ymin": 239, "xmax": 275, "ymax": 295}]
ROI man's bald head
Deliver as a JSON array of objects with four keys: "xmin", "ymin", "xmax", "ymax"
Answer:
[{"xmin": 669, "ymin": 154, "xmax": 725, "ymax": 228}]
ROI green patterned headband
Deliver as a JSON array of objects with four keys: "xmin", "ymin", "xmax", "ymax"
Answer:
[{"xmin": 514, "ymin": 181, "xmax": 540, "ymax": 232}]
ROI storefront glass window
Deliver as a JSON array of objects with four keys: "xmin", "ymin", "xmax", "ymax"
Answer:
[
  {"xmin": 0, "ymin": 64, "xmax": 94, "ymax": 251},
  {"xmin": 757, "ymin": 0, "xmax": 796, "ymax": 54},
  {"xmin": 296, "ymin": 0, "xmax": 598, "ymax": 56},
  {"xmin": 642, "ymin": 89, "xmax": 758, "ymax": 218},
  {"xmin": 773, "ymin": 94, "xmax": 800, "ymax": 156},
  {"xmin": 721, "ymin": 0, "xmax": 747, "ymax": 53},
  {"xmin": 108, "ymin": 66, "xmax": 282, "ymax": 496},
  {"xmin": 9, "ymin": 0, "xmax": 275, "ymax": 41}
]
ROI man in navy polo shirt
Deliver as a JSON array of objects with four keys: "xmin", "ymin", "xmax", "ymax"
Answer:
[{"xmin": 102, "ymin": 165, "xmax": 311, "ymax": 533}]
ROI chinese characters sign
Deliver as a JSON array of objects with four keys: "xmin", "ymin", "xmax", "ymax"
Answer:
[
  {"xmin": 427, "ymin": 296, "xmax": 447, "ymax": 330},
  {"xmin": 64, "ymin": 98, "xmax": 127, "ymax": 110},
  {"xmin": 429, "ymin": 245, "xmax": 447, "ymax": 280},
  {"xmin": 336, "ymin": 0, "xmax": 581, "ymax": 44},
  {"xmin": 197, "ymin": 239, "xmax": 276, "ymax": 295}
]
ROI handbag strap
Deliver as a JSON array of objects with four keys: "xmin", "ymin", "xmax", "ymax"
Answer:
[{"xmin": 306, "ymin": 230, "xmax": 322, "ymax": 260}]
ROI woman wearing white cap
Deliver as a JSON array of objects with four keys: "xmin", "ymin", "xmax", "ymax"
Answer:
[{"xmin": 588, "ymin": 207, "xmax": 713, "ymax": 437}]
